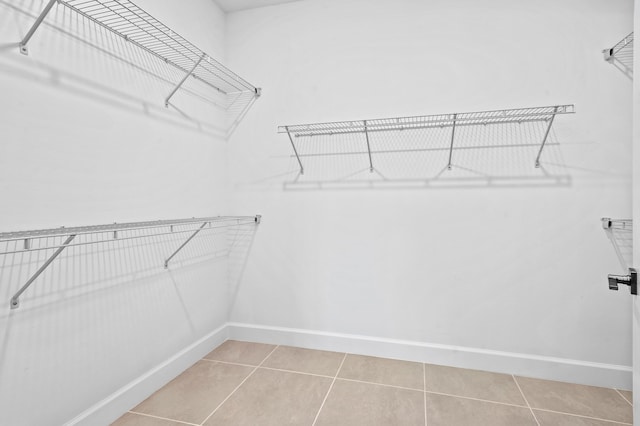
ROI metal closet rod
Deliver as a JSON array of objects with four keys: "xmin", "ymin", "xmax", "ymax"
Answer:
[
  {"xmin": 19, "ymin": 0, "xmax": 260, "ymax": 101},
  {"xmin": 279, "ymin": 104, "xmax": 575, "ymax": 174},
  {"xmin": 603, "ymin": 32, "xmax": 634, "ymax": 62},
  {"xmin": 3, "ymin": 215, "xmax": 262, "ymax": 309}
]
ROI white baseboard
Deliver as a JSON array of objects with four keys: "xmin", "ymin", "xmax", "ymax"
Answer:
[
  {"xmin": 64, "ymin": 321, "xmax": 632, "ymax": 425},
  {"xmin": 65, "ymin": 324, "xmax": 229, "ymax": 426},
  {"xmin": 227, "ymin": 322, "xmax": 632, "ymax": 390}
]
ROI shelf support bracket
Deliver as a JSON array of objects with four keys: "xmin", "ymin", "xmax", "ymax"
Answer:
[
  {"xmin": 447, "ymin": 113, "xmax": 457, "ymax": 170},
  {"xmin": 535, "ymin": 106, "xmax": 558, "ymax": 168},
  {"xmin": 10, "ymin": 234, "xmax": 76, "ymax": 309},
  {"xmin": 164, "ymin": 222, "xmax": 208, "ymax": 268},
  {"xmin": 286, "ymin": 126, "xmax": 304, "ymax": 175},
  {"xmin": 165, "ymin": 54, "xmax": 206, "ymax": 107},
  {"xmin": 18, "ymin": 0, "xmax": 57, "ymax": 55},
  {"xmin": 363, "ymin": 120, "xmax": 374, "ymax": 173}
]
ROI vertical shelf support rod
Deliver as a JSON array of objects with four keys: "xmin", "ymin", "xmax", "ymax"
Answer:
[
  {"xmin": 10, "ymin": 234, "xmax": 76, "ymax": 309},
  {"xmin": 364, "ymin": 120, "xmax": 373, "ymax": 173},
  {"xmin": 19, "ymin": 0, "xmax": 57, "ymax": 55},
  {"xmin": 535, "ymin": 106, "xmax": 558, "ymax": 168},
  {"xmin": 447, "ymin": 113, "xmax": 457, "ymax": 170},
  {"xmin": 286, "ymin": 126, "xmax": 304, "ymax": 175},
  {"xmin": 164, "ymin": 222, "xmax": 208, "ymax": 268},
  {"xmin": 165, "ymin": 54, "xmax": 206, "ymax": 107}
]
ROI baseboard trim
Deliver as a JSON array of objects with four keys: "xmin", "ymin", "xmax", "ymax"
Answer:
[
  {"xmin": 227, "ymin": 322, "xmax": 632, "ymax": 390},
  {"xmin": 65, "ymin": 324, "xmax": 229, "ymax": 426}
]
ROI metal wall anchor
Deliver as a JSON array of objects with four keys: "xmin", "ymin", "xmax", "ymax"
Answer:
[{"xmin": 608, "ymin": 268, "xmax": 637, "ymax": 295}]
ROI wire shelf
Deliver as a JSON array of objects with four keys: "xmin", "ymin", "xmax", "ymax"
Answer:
[
  {"xmin": 0, "ymin": 215, "xmax": 261, "ymax": 309},
  {"xmin": 602, "ymin": 218, "xmax": 633, "ymax": 231},
  {"xmin": 19, "ymin": 0, "xmax": 260, "ymax": 105},
  {"xmin": 279, "ymin": 105, "xmax": 574, "ymax": 174},
  {"xmin": 603, "ymin": 32, "xmax": 633, "ymax": 75}
]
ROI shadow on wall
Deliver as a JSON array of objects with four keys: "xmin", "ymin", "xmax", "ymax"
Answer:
[
  {"xmin": 0, "ymin": 0, "xmax": 257, "ymax": 139},
  {"xmin": 280, "ymin": 120, "xmax": 573, "ymax": 191}
]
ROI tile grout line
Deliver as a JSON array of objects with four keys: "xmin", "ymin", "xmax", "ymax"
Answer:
[
  {"xmin": 198, "ymin": 345, "xmax": 280, "ymax": 426},
  {"xmin": 532, "ymin": 407, "xmax": 633, "ymax": 425},
  {"xmin": 512, "ymin": 375, "xmax": 540, "ymax": 426},
  {"xmin": 311, "ymin": 352, "xmax": 348, "ymax": 426},
  {"xmin": 423, "ymin": 363, "xmax": 427, "ymax": 426},
  {"xmin": 615, "ymin": 388, "xmax": 633, "ymax": 407},
  {"xmin": 203, "ymin": 358, "xmax": 336, "ymax": 379},
  {"xmin": 127, "ymin": 410, "xmax": 200, "ymax": 426}
]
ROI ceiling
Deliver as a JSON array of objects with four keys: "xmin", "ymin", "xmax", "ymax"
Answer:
[{"xmin": 214, "ymin": 0, "xmax": 303, "ymax": 13}]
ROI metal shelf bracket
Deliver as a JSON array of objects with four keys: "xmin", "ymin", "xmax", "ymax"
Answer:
[
  {"xmin": 286, "ymin": 126, "xmax": 304, "ymax": 175},
  {"xmin": 535, "ymin": 106, "xmax": 558, "ymax": 168},
  {"xmin": 447, "ymin": 113, "xmax": 457, "ymax": 170},
  {"xmin": 165, "ymin": 54, "xmax": 206, "ymax": 107},
  {"xmin": 18, "ymin": 0, "xmax": 58, "ymax": 55},
  {"xmin": 164, "ymin": 221, "xmax": 208, "ymax": 268},
  {"xmin": 608, "ymin": 268, "xmax": 637, "ymax": 295},
  {"xmin": 10, "ymin": 234, "xmax": 76, "ymax": 309},
  {"xmin": 364, "ymin": 120, "xmax": 373, "ymax": 173}
]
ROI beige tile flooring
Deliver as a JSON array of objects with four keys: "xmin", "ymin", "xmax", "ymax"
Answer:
[{"xmin": 112, "ymin": 340, "xmax": 633, "ymax": 426}]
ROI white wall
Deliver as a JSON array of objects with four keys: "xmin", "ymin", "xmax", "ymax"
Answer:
[
  {"xmin": 226, "ymin": 0, "xmax": 634, "ymax": 387},
  {"xmin": 0, "ymin": 0, "xmax": 238, "ymax": 424}
]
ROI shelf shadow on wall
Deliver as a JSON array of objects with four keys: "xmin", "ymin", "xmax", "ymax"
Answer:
[
  {"xmin": 0, "ymin": 0, "xmax": 257, "ymax": 139},
  {"xmin": 282, "ymin": 120, "xmax": 572, "ymax": 190}
]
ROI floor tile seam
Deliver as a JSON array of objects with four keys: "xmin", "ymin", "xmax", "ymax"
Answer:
[
  {"xmin": 425, "ymin": 389, "xmax": 530, "ymax": 409},
  {"xmin": 127, "ymin": 410, "xmax": 200, "ymax": 426},
  {"xmin": 614, "ymin": 388, "xmax": 633, "ymax": 406},
  {"xmin": 512, "ymin": 374, "xmax": 540, "ymax": 425},
  {"xmin": 311, "ymin": 353, "xmax": 347, "ymax": 426},
  {"xmin": 337, "ymin": 377, "xmax": 424, "ymax": 392},
  {"xmin": 423, "ymin": 363, "xmax": 428, "ymax": 426},
  {"xmin": 531, "ymin": 408, "xmax": 633, "ymax": 425},
  {"xmin": 258, "ymin": 365, "xmax": 336, "ymax": 379},
  {"xmin": 198, "ymin": 345, "xmax": 280, "ymax": 425},
  {"xmin": 200, "ymin": 358, "xmax": 257, "ymax": 368}
]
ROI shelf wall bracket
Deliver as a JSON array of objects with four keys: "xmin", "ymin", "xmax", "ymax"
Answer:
[
  {"xmin": 447, "ymin": 113, "xmax": 457, "ymax": 170},
  {"xmin": 364, "ymin": 120, "xmax": 374, "ymax": 173},
  {"xmin": 286, "ymin": 126, "xmax": 304, "ymax": 175},
  {"xmin": 18, "ymin": 0, "xmax": 58, "ymax": 55},
  {"xmin": 535, "ymin": 106, "xmax": 558, "ymax": 168},
  {"xmin": 164, "ymin": 222, "xmax": 208, "ymax": 268},
  {"xmin": 10, "ymin": 234, "xmax": 76, "ymax": 309},
  {"xmin": 164, "ymin": 53, "xmax": 206, "ymax": 107}
]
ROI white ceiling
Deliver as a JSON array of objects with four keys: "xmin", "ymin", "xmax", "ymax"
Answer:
[{"xmin": 214, "ymin": 0, "xmax": 302, "ymax": 13}]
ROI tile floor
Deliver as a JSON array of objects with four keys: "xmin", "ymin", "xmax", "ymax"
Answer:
[{"xmin": 112, "ymin": 340, "xmax": 633, "ymax": 426}]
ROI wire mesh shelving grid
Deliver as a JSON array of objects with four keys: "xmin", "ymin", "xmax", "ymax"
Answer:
[
  {"xmin": 0, "ymin": 215, "xmax": 261, "ymax": 309},
  {"xmin": 279, "ymin": 105, "xmax": 575, "ymax": 174},
  {"xmin": 603, "ymin": 32, "xmax": 634, "ymax": 76},
  {"xmin": 19, "ymin": 0, "xmax": 260, "ymax": 105}
]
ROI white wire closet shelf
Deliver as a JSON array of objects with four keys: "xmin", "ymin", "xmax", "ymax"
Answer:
[
  {"xmin": 0, "ymin": 215, "xmax": 261, "ymax": 309},
  {"xmin": 19, "ymin": 0, "xmax": 260, "ymax": 106},
  {"xmin": 603, "ymin": 32, "xmax": 634, "ymax": 75},
  {"xmin": 279, "ymin": 105, "xmax": 575, "ymax": 174}
]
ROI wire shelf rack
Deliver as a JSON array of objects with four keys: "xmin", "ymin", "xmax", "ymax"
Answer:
[
  {"xmin": 0, "ymin": 215, "xmax": 261, "ymax": 309},
  {"xmin": 279, "ymin": 105, "xmax": 575, "ymax": 174},
  {"xmin": 603, "ymin": 32, "xmax": 633, "ymax": 75},
  {"xmin": 602, "ymin": 218, "xmax": 633, "ymax": 275},
  {"xmin": 19, "ymin": 0, "xmax": 260, "ymax": 105}
]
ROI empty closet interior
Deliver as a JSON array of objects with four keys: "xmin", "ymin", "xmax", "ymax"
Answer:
[{"xmin": 0, "ymin": 0, "xmax": 635, "ymax": 424}]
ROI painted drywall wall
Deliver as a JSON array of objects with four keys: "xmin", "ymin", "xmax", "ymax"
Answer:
[
  {"xmin": 225, "ymin": 0, "xmax": 634, "ymax": 386},
  {"xmin": 0, "ymin": 0, "xmax": 244, "ymax": 424}
]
